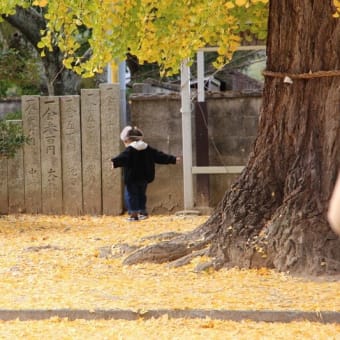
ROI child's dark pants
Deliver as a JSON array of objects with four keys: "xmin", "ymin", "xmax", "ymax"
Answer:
[{"xmin": 125, "ymin": 181, "xmax": 148, "ymax": 215}]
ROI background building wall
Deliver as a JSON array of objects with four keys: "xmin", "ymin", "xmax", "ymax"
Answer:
[{"xmin": 129, "ymin": 90, "xmax": 261, "ymax": 213}]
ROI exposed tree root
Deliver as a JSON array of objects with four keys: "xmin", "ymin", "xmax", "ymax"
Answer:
[
  {"xmin": 122, "ymin": 216, "xmax": 220, "ymax": 266},
  {"xmin": 24, "ymin": 244, "xmax": 64, "ymax": 252},
  {"xmin": 167, "ymin": 248, "xmax": 209, "ymax": 268},
  {"xmin": 122, "ymin": 236, "xmax": 212, "ymax": 265},
  {"xmin": 140, "ymin": 231, "xmax": 183, "ymax": 242}
]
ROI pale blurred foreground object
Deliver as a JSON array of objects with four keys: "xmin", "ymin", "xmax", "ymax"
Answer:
[{"xmin": 327, "ymin": 173, "xmax": 340, "ymax": 235}]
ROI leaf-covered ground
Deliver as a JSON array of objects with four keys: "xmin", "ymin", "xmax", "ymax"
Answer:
[{"xmin": 0, "ymin": 214, "xmax": 339, "ymax": 339}]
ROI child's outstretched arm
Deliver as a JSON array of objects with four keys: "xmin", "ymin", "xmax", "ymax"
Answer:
[
  {"xmin": 111, "ymin": 149, "xmax": 130, "ymax": 168},
  {"xmin": 151, "ymin": 147, "xmax": 178, "ymax": 164}
]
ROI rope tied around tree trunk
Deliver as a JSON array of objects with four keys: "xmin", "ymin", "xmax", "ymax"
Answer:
[{"xmin": 262, "ymin": 69, "xmax": 340, "ymax": 80}]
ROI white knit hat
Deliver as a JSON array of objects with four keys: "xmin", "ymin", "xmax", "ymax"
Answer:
[{"xmin": 120, "ymin": 126, "xmax": 132, "ymax": 141}]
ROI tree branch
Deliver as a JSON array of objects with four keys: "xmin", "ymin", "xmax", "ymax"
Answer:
[{"xmin": 2, "ymin": 6, "xmax": 46, "ymax": 49}]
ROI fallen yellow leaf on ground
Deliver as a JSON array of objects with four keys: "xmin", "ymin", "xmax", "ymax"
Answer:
[
  {"xmin": 0, "ymin": 214, "xmax": 338, "ymax": 338},
  {"xmin": 0, "ymin": 318, "xmax": 339, "ymax": 339}
]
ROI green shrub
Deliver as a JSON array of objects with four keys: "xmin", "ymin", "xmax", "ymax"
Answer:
[
  {"xmin": 0, "ymin": 80, "xmax": 13, "ymax": 98},
  {"xmin": 0, "ymin": 119, "xmax": 30, "ymax": 158},
  {"xmin": 4, "ymin": 110, "xmax": 22, "ymax": 120},
  {"xmin": 0, "ymin": 48, "xmax": 41, "ymax": 99}
]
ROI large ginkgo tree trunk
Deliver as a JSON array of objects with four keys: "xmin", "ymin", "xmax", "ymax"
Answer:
[{"xmin": 124, "ymin": 0, "xmax": 340, "ymax": 275}]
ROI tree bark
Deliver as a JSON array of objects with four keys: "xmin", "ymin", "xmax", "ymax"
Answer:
[
  {"xmin": 4, "ymin": 7, "xmax": 81, "ymax": 95},
  {"xmin": 123, "ymin": 0, "xmax": 340, "ymax": 275}
]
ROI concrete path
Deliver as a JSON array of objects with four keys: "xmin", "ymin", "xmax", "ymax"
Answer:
[{"xmin": 0, "ymin": 309, "xmax": 338, "ymax": 323}]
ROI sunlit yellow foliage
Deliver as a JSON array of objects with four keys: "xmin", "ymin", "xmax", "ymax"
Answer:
[
  {"xmin": 235, "ymin": 0, "xmax": 248, "ymax": 6},
  {"xmin": 0, "ymin": 0, "xmax": 268, "ymax": 77},
  {"xmin": 334, "ymin": 0, "xmax": 340, "ymax": 17},
  {"xmin": 32, "ymin": 0, "xmax": 48, "ymax": 6}
]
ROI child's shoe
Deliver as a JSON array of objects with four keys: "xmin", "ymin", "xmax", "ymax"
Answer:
[
  {"xmin": 138, "ymin": 213, "xmax": 149, "ymax": 220},
  {"xmin": 127, "ymin": 213, "xmax": 139, "ymax": 221}
]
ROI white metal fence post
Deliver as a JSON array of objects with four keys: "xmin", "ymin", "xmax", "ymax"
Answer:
[{"xmin": 180, "ymin": 59, "xmax": 194, "ymax": 209}]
